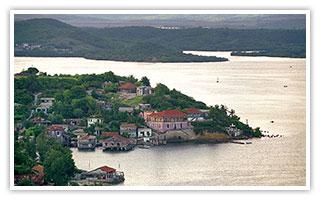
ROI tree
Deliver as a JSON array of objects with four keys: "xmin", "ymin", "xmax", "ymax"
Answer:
[
  {"xmin": 44, "ymin": 148, "xmax": 75, "ymax": 185},
  {"xmin": 48, "ymin": 113, "xmax": 64, "ymax": 124},
  {"xmin": 25, "ymin": 67, "xmax": 39, "ymax": 75},
  {"xmin": 140, "ymin": 76, "xmax": 150, "ymax": 86},
  {"xmin": 24, "ymin": 125, "xmax": 45, "ymax": 138},
  {"xmin": 16, "ymin": 178, "xmax": 34, "ymax": 186}
]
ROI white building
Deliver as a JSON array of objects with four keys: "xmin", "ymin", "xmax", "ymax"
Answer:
[
  {"xmin": 87, "ymin": 117, "xmax": 103, "ymax": 127},
  {"xmin": 226, "ymin": 124, "xmax": 243, "ymax": 137},
  {"xmin": 136, "ymin": 86, "xmax": 153, "ymax": 96},
  {"xmin": 40, "ymin": 97, "xmax": 55, "ymax": 105},
  {"xmin": 137, "ymin": 127, "xmax": 152, "ymax": 142},
  {"xmin": 118, "ymin": 107, "xmax": 134, "ymax": 114}
]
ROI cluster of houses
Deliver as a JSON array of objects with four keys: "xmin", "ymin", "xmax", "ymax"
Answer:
[{"xmin": 28, "ymin": 81, "xmax": 244, "ymax": 153}]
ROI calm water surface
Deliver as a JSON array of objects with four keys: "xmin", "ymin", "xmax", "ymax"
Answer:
[{"xmin": 14, "ymin": 52, "xmax": 306, "ymax": 186}]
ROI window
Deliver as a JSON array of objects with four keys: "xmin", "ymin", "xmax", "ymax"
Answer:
[{"xmin": 167, "ymin": 124, "xmax": 169, "ymax": 128}]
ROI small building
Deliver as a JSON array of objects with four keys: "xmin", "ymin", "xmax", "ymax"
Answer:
[
  {"xmin": 136, "ymin": 86, "xmax": 153, "ymax": 96},
  {"xmin": 118, "ymin": 82, "xmax": 137, "ymax": 94},
  {"xmin": 102, "ymin": 81, "xmax": 113, "ymax": 88},
  {"xmin": 47, "ymin": 125, "xmax": 70, "ymax": 146},
  {"xmin": 226, "ymin": 124, "xmax": 243, "ymax": 137},
  {"xmin": 78, "ymin": 166, "xmax": 124, "ymax": 185},
  {"xmin": 77, "ymin": 135, "xmax": 97, "ymax": 150},
  {"xmin": 136, "ymin": 103, "xmax": 152, "ymax": 111},
  {"xmin": 35, "ymin": 103, "xmax": 52, "ymax": 114},
  {"xmin": 87, "ymin": 117, "xmax": 103, "ymax": 127},
  {"xmin": 137, "ymin": 127, "xmax": 152, "ymax": 142},
  {"xmin": 31, "ymin": 117, "xmax": 51, "ymax": 126},
  {"xmin": 51, "ymin": 124, "xmax": 69, "ymax": 132},
  {"xmin": 118, "ymin": 106, "xmax": 134, "ymax": 114},
  {"xmin": 96, "ymin": 100, "xmax": 112, "ymax": 111},
  {"xmin": 40, "ymin": 97, "xmax": 55, "ymax": 105},
  {"xmin": 73, "ymin": 128, "xmax": 87, "ymax": 138},
  {"xmin": 65, "ymin": 118, "xmax": 82, "ymax": 127},
  {"xmin": 101, "ymin": 134, "xmax": 136, "ymax": 152},
  {"xmin": 146, "ymin": 110, "xmax": 190, "ymax": 133},
  {"xmin": 185, "ymin": 108, "xmax": 205, "ymax": 121},
  {"xmin": 120, "ymin": 123, "xmax": 137, "ymax": 138}
]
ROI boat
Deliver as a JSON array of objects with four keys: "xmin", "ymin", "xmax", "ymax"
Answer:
[
  {"xmin": 138, "ymin": 144, "xmax": 151, "ymax": 149},
  {"xmin": 231, "ymin": 140, "xmax": 252, "ymax": 145}
]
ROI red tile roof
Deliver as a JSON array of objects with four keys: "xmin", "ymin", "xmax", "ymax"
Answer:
[
  {"xmin": 100, "ymin": 132, "xmax": 119, "ymax": 138},
  {"xmin": 79, "ymin": 135, "xmax": 96, "ymax": 140},
  {"xmin": 119, "ymin": 82, "xmax": 137, "ymax": 90},
  {"xmin": 148, "ymin": 110, "xmax": 187, "ymax": 118},
  {"xmin": 120, "ymin": 123, "xmax": 137, "ymax": 129},
  {"xmin": 185, "ymin": 108, "xmax": 203, "ymax": 115},
  {"xmin": 97, "ymin": 166, "xmax": 116, "ymax": 173},
  {"xmin": 47, "ymin": 125, "xmax": 65, "ymax": 132},
  {"xmin": 32, "ymin": 165, "xmax": 44, "ymax": 174}
]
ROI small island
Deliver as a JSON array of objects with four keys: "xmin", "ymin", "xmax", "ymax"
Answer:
[{"xmin": 14, "ymin": 67, "xmax": 262, "ymax": 186}]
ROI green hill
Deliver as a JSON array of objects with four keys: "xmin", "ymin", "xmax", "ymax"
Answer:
[{"xmin": 14, "ymin": 18, "xmax": 306, "ymax": 62}]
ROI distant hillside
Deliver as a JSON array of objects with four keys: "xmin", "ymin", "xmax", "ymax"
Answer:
[
  {"xmin": 14, "ymin": 18, "xmax": 306, "ymax": 62},
  {"xmin": 15, "ymin": 14, "xmax": 306, "ymax": 30}
]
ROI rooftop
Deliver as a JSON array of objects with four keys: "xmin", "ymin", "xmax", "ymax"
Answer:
[
  {"xmin": 100, "ymin": 132, "xmax": 119, "ymax": 138},
  {"xmin": 148, "ymin": 109, "xmax": 187, "ymax": 118},
  {"xmin": 120, "ymin": 123, "xmax": 137, "ymax": 129},
  {"xmin": 119, "ymin": 82, "xmax": 137, "ymax": 90},
  {"xmin": 93, "ymin": 166, "xmax": 116, "ymax": 173},
  {"xmin": 47, "ymin": 125, "xmax": 65, "ymax": 132},
  {"xmin": 185, "ymin": 108, "xmax": 203, "ymax": 115},
  {"xmin": 79, "ymin": 135, "xmax": 96, "ymax": 140}
]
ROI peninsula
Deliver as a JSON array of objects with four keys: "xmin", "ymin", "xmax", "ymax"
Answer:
[{"xmin": 14, "ymin": 67, "xmax": 262, "ymax": 186}]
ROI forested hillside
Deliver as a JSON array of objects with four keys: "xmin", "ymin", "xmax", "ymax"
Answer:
[{"xmin": 14, "ymin": 18, "xmax": 306, "ymax": 62}]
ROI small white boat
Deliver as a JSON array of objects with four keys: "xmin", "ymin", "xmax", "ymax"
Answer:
[{"xmin": 139, "ymin": 145, "xmax": 151, "ymax": 149}]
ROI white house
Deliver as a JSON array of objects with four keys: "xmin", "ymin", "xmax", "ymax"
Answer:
[
  {"xmin": 87, "ymin": 117, "xmax": 103, "ymax": 127},
  {"xmin": 40, "ymin": 97, "xmax": 55, "ymax": 105},
  {"xmin": 136, "ymin": 86, "xmax": 153, "ymax": 96},
  {"xmin": 137, "ymin": 127, "xmax": 152, "ymax": 142},
  {"xmin": 118, "ymin": 107, "xmax": 134, "ymax": 114},
  {"xmin": 226, "ymin": 124, "xmax": 243, "ymax": 137}
]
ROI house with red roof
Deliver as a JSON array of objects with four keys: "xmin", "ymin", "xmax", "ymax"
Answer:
[
  {"xmin": 146, "ymin": 109, "xmax": 190, "ymax": 133},
  {"xmin": 77, "ymin": 135, "xmax": 97, "ymax": 150},
  {"xmin": 80, "ymin": 165, "xmax": 125, "ymax": 184},
  {"xmin": 118, "ymin": 82, "xmax": 137, "ymax": 94},
  {"xmin": 120, "ymin": 123, "xmax": 137, "ymax": 138},
  {"xmin": 100, "ymin": 132, "xmax": 136, "ymax": 152},
  {"xmin": 47, "ymin": 125, "xmax": 70, "ymax": 146}
]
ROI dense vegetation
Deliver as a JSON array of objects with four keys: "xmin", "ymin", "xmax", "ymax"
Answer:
[
  {"xmin": 191, "ymin": 105, "xmax": 261, "ymax": 137},
  {"xmin": 14, "ymin": 129, "xmax": 76, "ymax": 186},
  {"xmin": 14, "ymin": 18, "xmax": 306, "ymax": 62}
]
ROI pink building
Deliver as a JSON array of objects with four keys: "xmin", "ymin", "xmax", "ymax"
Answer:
[{"xmin": 146, "ymin": 110, "xmax": 190, "ymax": 133}]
